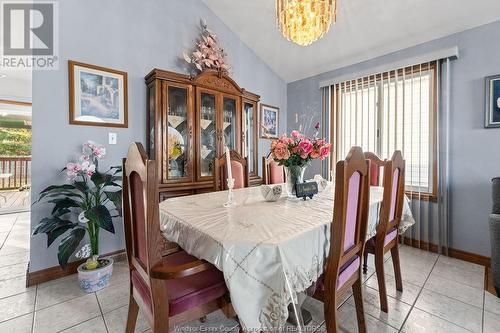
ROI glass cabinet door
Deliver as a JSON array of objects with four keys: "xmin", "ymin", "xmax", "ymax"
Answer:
[
  {"xmin": 221, "ymin": 95, "xmax": 240, "ymax": 152},
  {"xmin": 164, "ymin": 84, "xmax": 192, "ymax": 183},
  {"xmin": 243, "ymin": 101, "xmax": 256, "ymax": 175},
  {"xmin": 198, "ymin": 90, "xmax": 217, "ymax": 179}
]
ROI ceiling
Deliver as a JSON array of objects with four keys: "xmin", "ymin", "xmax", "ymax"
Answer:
[{"xmin": 203, "ymin": 0, "xmax": 500, "ymax": 82}]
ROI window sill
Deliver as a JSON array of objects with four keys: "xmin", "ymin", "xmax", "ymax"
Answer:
[{"xmin": 405, "ymin": 191, "xmax": 438, "ymax": 203}]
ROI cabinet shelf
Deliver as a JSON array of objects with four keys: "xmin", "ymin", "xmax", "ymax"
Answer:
[{"xmin": 168, "ymin": 115, "xmax": 186, "ymax": 128}]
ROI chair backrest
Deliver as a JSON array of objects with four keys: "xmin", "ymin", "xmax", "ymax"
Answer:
[
  {"xmin": 122, "ymin": 143, "xmax": 163, "ymax": 282},
  {"xmin": 376, "ymin": 150, "xmax": 405, "ymax": 239},
  {"xmin": 325, "ymin": 146, "xmax": 370, "ymax": 291},
  {"xmin": 364, "ymin": 152, "xmax": 385, "ymax": 186},
  {"xmin": 262, "ymin": 156, "xmax": 285, "ymax": 185},
  {"xmin": 214, "ymin": 150, "xmax": 249, "ymax": 190}
]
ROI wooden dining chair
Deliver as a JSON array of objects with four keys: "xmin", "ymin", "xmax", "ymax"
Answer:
[
  {"xmin": 123, "ymin": 142, "xmax": 234, "ymax": 333},
  {"xmin": 313, "ymin": 146, "xmax": 370, "ymax": 333},
  {"xmin": 364, "ymin": 152, "xmax": 386, "ymax": 186},
  {"xmin": 214, "ymin": 150, "xmax": 249, "ymax": 190},
  {"xmin": 262, "ymin": 156, "xmax": 285, "ymax": 185},
  {"xmin": 362, "ymin": 150, "xmax": 405, "ymax": 313}
]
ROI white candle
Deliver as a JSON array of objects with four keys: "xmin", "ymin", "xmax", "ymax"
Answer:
[{"xmin": 225, "ymin": 146, "xmax": 233, "ymax": 180}]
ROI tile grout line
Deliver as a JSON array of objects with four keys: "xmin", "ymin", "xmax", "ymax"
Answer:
[
  {"xmin": 419, "ymin": 281, "xmax": 485, "ymax": 310},
  {"xmin": 399, "ymin": 255, "xmax": 481, "ymax": 333},
  {"xmin": 0, "ymin": 213, "xmax": 19, "ymax": 250},
  {"xmin": 397, "ymin": 253, "xmax": 440, "ymax": 332},
  {"xmin": 30, "ymin": 284, "xmax": 37, "ymax": 333},
  {"xmin": 481, "ymin": 276, "xmax": 485, "ymax": 333},
  {"xmin": 54, "ymin": 315, "xmax": 103, "ymax": 333},
  {"xmin": 95, "ymin": 291, "xmax": 110, "ymax": 333}
]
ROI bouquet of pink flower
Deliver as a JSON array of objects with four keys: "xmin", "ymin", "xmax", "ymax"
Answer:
[{"xmin": 271, "ymin": 129, "xmax": 331, "ymax": 168}]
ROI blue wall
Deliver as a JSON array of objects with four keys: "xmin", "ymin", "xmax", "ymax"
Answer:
[
  {"xmin": 30, "ymin": 0, "xmax": 287, "ymax": 271},
  {"xmin": 288, "ymin": 20, "xmax": 500, "ymax": 256}
]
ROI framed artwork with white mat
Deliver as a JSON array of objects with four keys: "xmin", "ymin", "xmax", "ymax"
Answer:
[
  {"xmin": 260, "ymin": 104, "xmax": 279, "ymax": 139},
  {"xmin": 69, "ymin": 60, "xmax": 128, "ymax": 128}
]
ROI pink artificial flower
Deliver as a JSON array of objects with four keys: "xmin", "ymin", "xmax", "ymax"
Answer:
[
  {"xmin": 93, "ymin": 147, "xmax": 106, "ymax": 159},
  {"xmin": 85, "ymin": 164, "xmax": 96, "ymax": 177},
  {"xmin": 66, "ymin": 162, "xmax": 82, "ymax": 173},
  {"xmin": 79, "ymin": 154, "xmax": 89, "ymax": 162},
  {"xmin": 290, "ymin": 130, "xmax": 300, "ymax": 139},
  {"xmin": 66, "ymin": 162, "xmax": 81, "ymax": 181},
  {"xmin": 315, "ymin": 139, "xmax": 326, "ymax": 147},
  {"xmin": 271, "ymin": 140, "xmax": 278, "ymax": 150},
  {"xmin": 319, "ymin": 143, "xmax": 332, "ymax": 160},
  {"xmin": 279, "ymin": 135, "xmax": 293, "ymax": 145},
  {"xmin": 273, "ymin": 142, "xmax": 290, "ymax": 160},
  {"xmin": 298, "ymin": 140, "xmax": 313, "ymax": 159},
  {"xmin": 310, "ymin": 151, "xmax": 320, "ymax": 159}
]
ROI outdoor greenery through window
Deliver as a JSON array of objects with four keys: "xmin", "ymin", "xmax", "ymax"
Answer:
[
  {"xmin": 0, "ymin": 101, "xmax": 32, "ymax": 194},
  {"xmin": 0, "ymin": 103, "xmax": 31, "ymax": 155},
  {"xmin": 330, "ymin": 62, "xmax": 437, "ymax": 199}
]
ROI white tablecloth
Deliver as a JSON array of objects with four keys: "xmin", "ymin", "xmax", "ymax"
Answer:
[{"xmin": 159, "ymin": 184, "xmax": 414, "ymax": 331}]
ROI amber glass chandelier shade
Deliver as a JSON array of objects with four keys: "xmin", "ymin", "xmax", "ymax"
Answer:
[{"xmin": 276, "ymin": 0, "xmax": 337, "ymax": 46}]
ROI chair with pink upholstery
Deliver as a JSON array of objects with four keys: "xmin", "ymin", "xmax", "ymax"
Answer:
[
  {"xmin": 313, "ymin": 146, "xmax": 370, "ymax": 333},
  {"xmin": 214, "ymin": 150, "xmax": 249, "ymax": 190},
  {"xmin": 362, "ymin": 150, "xmax": 405, "ymax": 313},
  {"xmin": 122, "ymin": 143, "xmax": 235, "ymax": 332},
  {"xmin": 364, "ymin": 152, "xmax": 386, "ymax": 186},
  {"xmin": 262, "ymin": 156, "xmax": 285, "ymax": 185}
]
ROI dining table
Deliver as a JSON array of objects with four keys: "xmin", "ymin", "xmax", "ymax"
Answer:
[{"xmin": 159, "ymin": 183, "xmax": 415, "ymax": 331}]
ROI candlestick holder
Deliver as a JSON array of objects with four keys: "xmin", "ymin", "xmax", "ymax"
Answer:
[{"xmin": 223, "ymin": 178, "xmax": 235, "ymax": 207}]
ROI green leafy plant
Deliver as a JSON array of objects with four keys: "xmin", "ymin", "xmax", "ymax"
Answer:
[{"xmin": 32, "ymin": 141, "xmax": 122, "ymax": 268}]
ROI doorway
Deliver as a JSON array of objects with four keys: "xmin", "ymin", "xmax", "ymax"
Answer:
[{"xmin": 0, "ymin": 71, "xmax": 32, "ymax": 214}]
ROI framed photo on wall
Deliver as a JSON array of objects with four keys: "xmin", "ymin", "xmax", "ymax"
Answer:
[
  {"xmin": 260, "ymin": 104, "xmax": 279, "ymax": 139},
  {"xmin": 485, "ymin": 74, "xmax": 500, "ymax": 128},
  {"xmin": 69, "ymin": 61, "xmax": 128, "ymax": 128}
]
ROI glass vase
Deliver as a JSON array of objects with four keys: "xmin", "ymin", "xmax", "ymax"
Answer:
[{"xmin": 284, "ymin": 165, "xmax": 307, "ymax": 198}]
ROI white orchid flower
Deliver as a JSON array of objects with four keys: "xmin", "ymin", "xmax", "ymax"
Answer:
[{"xmin": 78, "ymin": 211, "xmax": 89, "ymax": 224}]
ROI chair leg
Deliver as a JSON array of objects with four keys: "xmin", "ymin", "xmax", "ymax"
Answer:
[
  {"xmin": 324, "ymin": 297, "xmax": 338, "ymax": 333},
  {"xmin": 362, "ymin": 250, "xmax": 368, "ymax": 274},
  {"xmin": 352, "ymin": 278, "xmax": 366, "ymax": 333},
  {"xmin": 391, "ymin": 245, "xmax": 403, "ymax": 292},
  {"xmin": 374, "ymin": 250, "xmax": 388, "ymax": 313},
  {"xmin": 152, "ymin": 317, "xmax": 169, "ymax": 333},
  {"xmin": 125, "ymin": 295, "xmax": 139, "ymax": 333}
]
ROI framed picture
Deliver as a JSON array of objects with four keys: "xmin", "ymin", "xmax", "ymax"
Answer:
[
  {"xmin": 260, "ymin": 104, "xmax": 279, "ymax": 139},
  {"xmin": 69, "ymin": 60, "xmax": 128, "ymax": 128},
  {"xmin": 485, "ymin": 74, "xmax": 500, "ymax": 128}
]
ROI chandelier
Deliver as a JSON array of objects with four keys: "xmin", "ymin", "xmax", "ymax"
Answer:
[{"xmin": 276, "ymin": 0, "xmax": 337, "ymax": 46}]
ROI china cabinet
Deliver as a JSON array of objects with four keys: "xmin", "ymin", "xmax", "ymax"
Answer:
[{"xmin": 146, "ymin": 69, "xmax": 261, "ymax": 199}]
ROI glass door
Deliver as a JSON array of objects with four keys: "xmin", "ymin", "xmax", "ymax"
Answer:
[
  {"xmin": 197, "ymin": 89, "xmax": 218, "ymax": 180},
  {"xmin": 163, "ymin": 83, "xmax": 193, "ymax": 183},
  {"xmin": 242, "ymin": 100, "xmax": 257, "ymax": 175},
  {"xmin": 220, "ymin": 94, "xmax": 240, "ymax": 153}
]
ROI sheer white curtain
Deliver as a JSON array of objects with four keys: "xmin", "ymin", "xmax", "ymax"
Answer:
[{"xmin": 326, "ymin": 60, "xmax": 451, "ymax": 253}]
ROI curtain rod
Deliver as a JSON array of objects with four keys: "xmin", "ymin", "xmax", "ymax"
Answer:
[{"xmin": 318, "ymin": 46, "xmax": 459, "ymax": 88}]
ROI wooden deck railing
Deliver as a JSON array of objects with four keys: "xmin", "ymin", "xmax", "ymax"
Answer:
[{"xmin": 0, "ymin": 156, "xmax": 31, "ymax": 190}]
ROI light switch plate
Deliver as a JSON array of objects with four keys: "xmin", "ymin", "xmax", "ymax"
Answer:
[{"xmin": 109, "ymin": 132, "xmax": 117, "ymax": 145}]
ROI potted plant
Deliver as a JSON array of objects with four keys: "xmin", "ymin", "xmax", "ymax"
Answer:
[
  {"xmin": 270, "ymin": 124, "xmax": 331, "ymax": 197},
  {"xmin": 32, "ymin": 141, "xmax": 122, "ymax": 293}
]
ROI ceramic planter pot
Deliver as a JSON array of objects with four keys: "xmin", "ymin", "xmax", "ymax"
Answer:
[{"xmin": 77, "ymin": 258, "xmax": 114, "ymax": 293}]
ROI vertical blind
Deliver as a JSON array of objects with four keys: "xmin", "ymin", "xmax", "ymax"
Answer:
[{"xmin": 330, "ymin": 61, "xmax": 438, "ymax": 199}]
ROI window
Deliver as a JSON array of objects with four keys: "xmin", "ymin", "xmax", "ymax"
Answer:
[{"xmin": 330, "ymin": 62, "xmax": 437, "ymax": 200}]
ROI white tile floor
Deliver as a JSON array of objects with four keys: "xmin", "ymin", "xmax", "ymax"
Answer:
[{"xmin": 0, "ymin": 212, "xmax": 499, "ymax": 332}]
